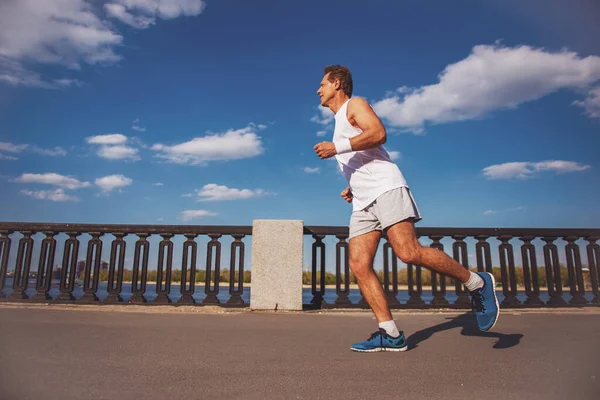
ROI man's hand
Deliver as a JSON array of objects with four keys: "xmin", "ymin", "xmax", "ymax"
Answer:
[
  {"xmin": 341, "ymin": 187, "xmax": 353, "ymax": 203},
  {"xmin": 314, "ymin": 142, "xmax": 337, "ymax": 159}
]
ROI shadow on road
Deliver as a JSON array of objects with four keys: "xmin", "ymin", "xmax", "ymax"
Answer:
[{"xmin": 406, "ymin": 313, "xmax": 523, "ymax": 350}]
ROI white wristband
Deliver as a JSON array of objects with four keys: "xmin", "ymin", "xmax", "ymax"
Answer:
[{"xmin": 334, "ymin": 139, "xmax": 352, "ymax": 154}]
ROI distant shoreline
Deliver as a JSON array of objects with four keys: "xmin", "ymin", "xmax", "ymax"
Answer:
[
  {"xmin": 7, "ymin": 277, "xmax": 537, "ymax": 291},
  {"xmin": 81, "ymin": 281, "xmax": 522, "ymax": 291}
]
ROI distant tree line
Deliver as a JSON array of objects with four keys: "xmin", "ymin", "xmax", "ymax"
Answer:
[
  {"xmin": 71, "ymin": 268, "xmax": 252, "ymax": 284},
  {"xmin": 303, "ymin": 265, "xmax": 576, "ymax": 287},
  {"xmin": 46, "ymin": 263, "xmax": 583, "ymax": 288}
]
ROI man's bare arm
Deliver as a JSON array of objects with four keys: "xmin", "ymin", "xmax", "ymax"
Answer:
[
  {"xmin": 344, "ymin": 97, "xmax": 386, "ymax": 151},
  {"xmin": 314, "ymin": 98, "xmax": 387, "ymax": 159}
]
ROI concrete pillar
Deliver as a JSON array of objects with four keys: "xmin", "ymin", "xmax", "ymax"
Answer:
[{"xmin": 250, "ymin": 220, "xmax": 303, "ymax": 311}]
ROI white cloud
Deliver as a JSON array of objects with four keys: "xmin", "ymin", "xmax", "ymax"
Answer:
[
  {"xmin": 0, "ymin": 142, "xmax": 66, "ymax": 157},
  {"xmin": 194, "ymin": 184, "xmax": 269, "ymax": 201},
  {"xmin": 483, "ymin": 206, "xmax": 525, "ymax": 216},
  {"xmin": 181, "ymin": 193, "xmax": 193, "ymax": 197},
  {"xmin": 152, "ymin": 124, "xmax": 265, "ymax": 165},
  {"xmin": 311, "ymin": 107, "xmax": 335, "ymax": 140},
  {"xmin": 533, "ymin": 160, "xmax": 591, "ymax": 173},
  {"xmin": 53, "ymin": 78, "xmax": 83, "ymax": 88},
  {"xmin": 131, "ymin": 118, "xmax": 147, "ymax": 132},
  {"xmin": 573, "ymin": 86, "xmax": 600, "ymax": 119},
  {"xmin": 86, "ymin": 134, "xmax": 128, "ymax": 145},
  {"xmin": 21, "ymin": 188, "xmax": 78, "ymax": 202},
  {"xmin": 0, "ymin": 0, "xmax": 205, "ymax": 88},
  {"xmin": 15, "ymin": 172, "xmax": 91, "ymax": 189},
  {"xmin": 95, "ymin": 174, "xmax": 133, "ymax": 192},
  {"xmin": 304, "ymin": 167, "xmax": 320, "ymax": 174},
  {"xmin": 29, "ymin": 146, "xmax": 67, "ymax": 156},
  {"xmin": 0, "ymin": 56, "xmax": 54, "ymax": 88},
  {"xmin": 0, "ymin": 142, "xmax": 28, "ymax": 153},
  {"xmin": 97, "ymin": 145, "xmax": 140, "ymax": 160},
  {"xmin": 86, "ymin": 134, "xmax": 139, "ymax": 160},
  {"xmin": 311, "ymin": 106, "xmax": 334, "ymax": 126},
  {"xmin": 179, "ymin": 209, "xmax": 217, "ymax": 222},
  {"xmin": 105, "ymin": 0, "xmax": 206, "ymax": 28},
  {"xmin": 0, "ymin": 0, "xmax": 122, "ymax": 67},
  {"xmin": 157, "ymin": 217, "xmax": 164, "ymax": 221},
  {"xmin": 0, "ymin": 57, "xmax": 84, "ymax": 89},
  {"xmin": 0, "ymin": 153, "xmax": 19, "ymax": 160},
  {"xmin": 104, "ymin": 3, "xmax": 155, "ymax": 29},
  {"xmin": 388, "ymin": 151, "xmax": 401, "ymax": 160},
  {"xmin": 483, "ymin": 160, "xmax": 590, "ymax": 180},
  {"xmin": 373, "ymin": 43, "xmax": 600, "ymax": 131},
  {"xmin": 152, "ymin": 182, "xmax": 164, "ymax": 186}
]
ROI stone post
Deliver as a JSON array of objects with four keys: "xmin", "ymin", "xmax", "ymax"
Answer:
[{"xmin": 250, "ymin": 220, "xmax": 303, "ymax": 310}]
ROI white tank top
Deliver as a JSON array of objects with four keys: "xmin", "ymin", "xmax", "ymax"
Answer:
[{"xmin": 333, "ymin": 98, "xmax": 408, "ymax": 211}]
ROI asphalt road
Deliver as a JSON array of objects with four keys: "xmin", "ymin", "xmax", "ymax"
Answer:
[{"xmin": 0, "ymin": 305, "xmax": 598, "ymax": 400}]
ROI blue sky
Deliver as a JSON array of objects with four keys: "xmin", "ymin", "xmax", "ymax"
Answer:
[{"xmin": 1, "ymin": 0, "xmax": 599, "ymax": 231}]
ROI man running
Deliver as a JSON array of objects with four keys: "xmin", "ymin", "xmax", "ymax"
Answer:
[{"xmin": 314, "ymin": 65, "xmax": 499, "ymax": 352}]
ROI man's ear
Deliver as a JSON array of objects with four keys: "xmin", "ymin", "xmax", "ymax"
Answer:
[{"xmin": 334, "ymin": 79, "xmax": 341, "ymax": 91}]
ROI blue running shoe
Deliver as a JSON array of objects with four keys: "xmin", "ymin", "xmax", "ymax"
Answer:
[
  {"xmin": 350, "ymin": 328, "xmax": 407, "ymax": 353},
  {"xmin": 470, "ymin": 272, "xmax": 500, "ymax": 331}
]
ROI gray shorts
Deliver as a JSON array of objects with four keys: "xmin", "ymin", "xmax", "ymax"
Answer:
[{"xmin": 349, "ymin": 187, "xmax": 422, "ymax": 239}]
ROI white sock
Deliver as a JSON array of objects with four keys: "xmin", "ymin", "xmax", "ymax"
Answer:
[
  {"xmin": 464, "ymin": 271, "xmax": 484, "ymax": 292},
  {"xmin": 378, "ymin": 320, "xmax": 400, "ymax": 337}
]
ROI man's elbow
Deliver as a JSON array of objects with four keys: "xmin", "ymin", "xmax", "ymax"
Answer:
[{"xmin": 377, "ymin": 129, "xmax": 387, "ymax": 145}]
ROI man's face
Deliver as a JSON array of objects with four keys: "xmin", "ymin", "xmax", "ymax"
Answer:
[{"xmin": 317, "ymin": 73, "xmax": 337, "ymax": 107}]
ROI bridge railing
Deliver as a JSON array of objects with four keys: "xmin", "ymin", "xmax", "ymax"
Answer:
[
  {"xmin": 0, "ymin": 223, "xmax": 251, "ymax": 306},
  {"xmin": 2, "ymin": 222, "xmax": 599, "ymax": 308},
  {"xmin": 303, "ymin": 226, "xmax": 600, "ymax": 309}
]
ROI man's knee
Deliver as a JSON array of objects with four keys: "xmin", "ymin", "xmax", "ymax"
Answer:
[
  {"xmin": 349, "ymin": 256, "xmax": 372, "ymax": 279},
  {"xmin": 395, "ymin": 243, "xmax": 422, "ymax": 265}
]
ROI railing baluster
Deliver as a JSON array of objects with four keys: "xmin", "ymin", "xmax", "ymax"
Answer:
[
  {"xmin": 178, "ymin": 234, "xmax": 197, "ymax": 305},
  {"xmin": 334, "ymin": 233, "xmax": 352, "ymax": 306},
  {"xmin": 228, "ymin": 234, "xmax": 246, "ymax": 306},
  {"xmin": 0, "ymin": 230, "xmax": 12, "ymax": 298},
  {"xmin": 130, "ymin": 233, "xmax": 150, "ymax": 304},
  {"xmin": 155, "ymin": 233, "xmax": 174, "ymax": 304},
  {"xmin": 382, "ymin": 237, "xmax": 400, "ymax": 307},
  {"xmin": 56, "ymin": 232, "xmax": 80, "ymax": 302},
  {"xmin": 519, "ymin": 236, "xmax": 543, "ymax": 306},
  {"xmin": 452, "ymin": 235, "xmax": 471, "ymax": 307},
  {"xmin": 475, "ymin": 235, "xmax": 493, "ymax": 273},
  {"xmin": 429, "ymin": 235, "xmax": 448, "ymax": 306},
  {"xmin": 498, "ymin": 235, "xmax": 520, "ymax": 307},
  {"xmin": 79, "ymin": 232, "xmax": 103, "ymax": 303},
  {"xmin": 564, "ymin": 236, "xmax": 588, "ymax": 305},
  {"xmin": 203, "ymin": 233, "xmax": 222, "ymax": 305},
  {"xmin": 8, "ymin": 231, "xmax": 34, "ymax": 300},
  {"xmin": 105, "ymin": 233, "xmax": 126, "ymax": 303},
  {"xmin": 586, "ymin": 236, "xmax": 599, "ymax": 305},
  {"xmin": 310, "ymin": 234, "xmax": 326, "ymax": 306},
  {"xmin": 542, "ymin": 237, "xmax": 567, "ymax": 306},
  {"xmin": 31, "ymin": 231, "xmax": 57, "ymax": 302},
  {"xmin": 407, "ymin": 243, "xmax": 425, "ymax": 306}
]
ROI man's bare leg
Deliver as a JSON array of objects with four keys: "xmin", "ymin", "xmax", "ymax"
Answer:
[
  {"xmin": 385, "ymin": 219, "xmax": 500, "ymax": 332},
  {"xmin": 349, "ymin": 230, "xmax": 409, "ymax": 352},
  {"xmin": 385, "ymin": 220, "xmax": 470, "ymax": 282},
  {"xmin": 348, "ymin": 230, "xmax": 393, "ymax": 323}
]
